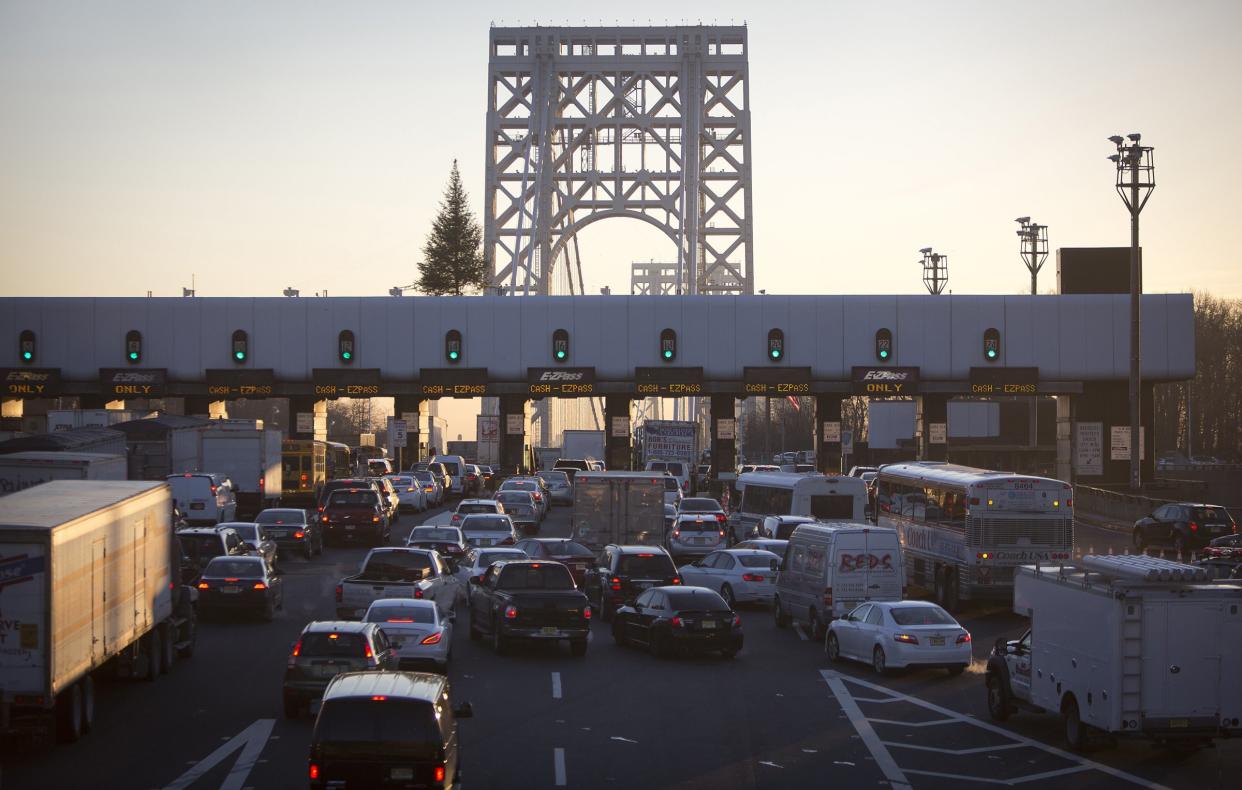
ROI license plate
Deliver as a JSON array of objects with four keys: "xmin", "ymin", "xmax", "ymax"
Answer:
[
  {"xmin": 190, "ymin": 503, "xmax": 205, "ymax": 510},
  {"xmin": 636, "ymin": 582, "xmax": 652, "ymax": 589},
  {"xmin": 391, "ymin": 768, "xmax": 414, "ymax": 781},
  {"xmin": 221, "ymin": 586, "xmax": 240, "ymax": 594},
  {"xmin": 1170, "ymin": 718, "xmax": 1189, "ymax": 728},
  {"xmin": 930, "ymin": 637, "xmax": 945, "ymax": 646},
  {"xmin": 344, "ymin": 525, "xmax": 355, "ymax": 531},
  {"xmin": 700, "ymin": 620, "xmax": 717, "ymax": 629},
  {"xmin": 541, "ymin": 626, "xmax": 560, "ymax": 635},
  {"xmin": 269, "ymin": 530, "xmax": 288, "ymax": 538}
]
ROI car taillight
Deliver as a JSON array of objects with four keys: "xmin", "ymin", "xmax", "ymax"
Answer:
[
  {"xmin": 670, "ymin": 616, "xmax": 683, "ymax": 628},
  {"xmin": 294, "ymin": 531, "xmax": 305, "ymax": 539},
  {"xmin": 321, "ymin": 515, "xmax": 329, "ymax": 523},
  {"xmin": 715, "ymin": 514, "xmax": 727, "ymax": 523},
  {"xmin": 732, "ymin": 614, "xmax": 741, "ymax": 628},
  {"xmin": 957, "ymin": 632, "xmax": 972, "ymax": 644},
  {"xmin": 742, "ymin": 573, "xmax": 764, "ymax": 582},
  {"xmin": 363, "ymin": 641, "xmax": 373, "ymax": 659},
  {"xmin": 372, "ymin": 516, "xmax": 380, "ymax": 523},
  {"xmin": 672, "ymin": 530, "xmax": 680, "ymax": 539},
  {"xmin": 434, "ymin": 765, "xmax": 446, "ymax": 783},
  {"xmin": 300, "ymin": 474, "xmax": 308, "ymax": 482},
  {"xmin": 1233, "ymin": 521, "xmax": 1238, "ymax": 534},
  {"xmin": 1190, "ymin": 522, "xmax": 1199, "ymax": 532},
  {"xmin": 504, "ymin": 605, "xmax": 518, "ymax": 619},
  {"xmin": 672, "ymin": 576, "xmax": 682, "ymax": 584},
  {"xmin": 533, "ymin": 493, "xmax": 542, "ymax": 501},
  {"xmin": 254, "ymin": 582, "xmax": 267, "ymax": 590},
  {"xmin": 421, "ymin": 632, "xmax": 443, "ymax": 645},
  {"xmin": 197, "ymin": 581, "xmax": 209, "ymax": 590},
  {"xmin": 289, "ymin": 639, "xmax": 303, "ymax": 667},
  {"xmin": 414, "ymin": 588, "xmax": 424, "ymax": 599},
  {"xmin": 894, "ymin": 633, "xmax": 919, "ymax": 644},
  {"xmin": 610, "ymin": 576, "xmax": 622, "ymax": 591},
  {"xmin": 335, "ymin": 584, "xmax": 342, "ymax": 603},
  {"xmin": 822, "ymin": 587, "xmax": 833, "ymax": 606},
  {"xmin": 718, "ymin": 530, "xmax": 725, "ymax": 538},
  {"xmin": 583, "ymin": 607, "xmax": 592, "ymax": 620},
  {"xmin": 310, "ymin": 763, "xmax": 319, "ymax": 780}
]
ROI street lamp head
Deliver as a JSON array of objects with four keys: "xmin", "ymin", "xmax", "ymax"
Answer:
[
  {"xmin": 1108, "ymin": 135, "xmax": 1125, "ymax": 145},
  {"xmin": 1014, "ymin": 216, "xmax": 1030, "ymax": 225},
  {"xmin": 1127, "ymin": 132, "xmax": 1141, "ymax": 142},
  {"xmin": 919, "ymin": 247, "xmax": 932, "ymax": 255},
  {"xmin": 1107, "ymin": 154, "xmax": 1120, "ymax": 163}
]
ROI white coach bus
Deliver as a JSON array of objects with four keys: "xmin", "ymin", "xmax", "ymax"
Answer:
[
  {"xmin": 731, "ymin": 471, "xmax": 868, "ymax": 541},
  {"xmin": 874, "ymin": 462, "xmax": 1073, "ymax": 609}
]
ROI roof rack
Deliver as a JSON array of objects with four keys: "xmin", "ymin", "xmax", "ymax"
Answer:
[{"xmin": 1079, "ymin": 554, "xmax": 1209, "ymax": 583}]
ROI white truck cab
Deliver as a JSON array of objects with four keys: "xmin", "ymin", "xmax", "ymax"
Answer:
[{"xmin": 986, "ymin": 555, "xmax": 1242, "ymax": 751}]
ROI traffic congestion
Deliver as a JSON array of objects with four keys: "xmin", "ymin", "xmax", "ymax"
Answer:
[{"xmin": 1, "ymin": 440, "xmax": 1238, "ymax": 790}]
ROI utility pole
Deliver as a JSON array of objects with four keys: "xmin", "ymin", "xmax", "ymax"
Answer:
[{"xmin": 1016, "ymin": 218, "xmax": 1050, "ymax": 459}]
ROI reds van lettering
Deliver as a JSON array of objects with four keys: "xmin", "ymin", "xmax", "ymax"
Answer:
[{"xmin": 837, "ymin": 553, "xmax": 895, "ymax": 572}]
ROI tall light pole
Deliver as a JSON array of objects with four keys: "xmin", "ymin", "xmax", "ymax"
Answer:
[
  {"xmin": 1015, "ymin": 218, "xmax": 1049, "ymax": 296},
  {"xmin": 1108, "ymin": 133, "xmax": 1155, "ymax": 491},
  {"xmin": 920, "ymin": 248, "xmax": 948, "ymax": 295}
]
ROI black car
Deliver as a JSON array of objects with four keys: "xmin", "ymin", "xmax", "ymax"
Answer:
[
  {"xmin": 1132, "ymin": 502, "xmax": 1237, "ymax": 553},
  {"xmin": 177, "ymin": 526, "xmax": 251, "ymax": 578},
  {"xmin": 196, "ymin": 555, "xmax": 283, "ymax": 620},
  {"xmin": 284, "ymin": 621, "xmax": 399, "ymax": 718},
  {"xmin": 255, "ymin": 507, "xmax": 323, "ymax": 559},
  {"xmin": 612, "ymin": 585, "xmax": 742, "ymax": 659},
  {"xmin": 309, "ymin": 671, "xmax": 472, "ymax": 789},
  {"xmin": 467, "ymin": 560, "xmax": 591, "ymax": 656},
  {"xmin": 584, "ymin": 545, "xmax": 682, "ymax": 622}
]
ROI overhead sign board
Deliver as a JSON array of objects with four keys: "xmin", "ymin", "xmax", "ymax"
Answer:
[
  {"xmin": 527, "ymin": 367, "xmax": 596, "ymax": 396},
  {"xmin": 419, "ymin": 367, "xmax": 488, "ymax": 398},
  {"xmin": 743, "ymin": 366, "xmax": 811, "ymax": 395},
  {"xmin": 635, "ymin": 366, "xmax": 704, "ymax": 396},
  {"xmin": 969, "ymin": 366, "xmax": 1038, "ymax": 395},
  {"xmin": 852, "ymin": 366, "xmax": 919, "ymax": 396},
  {"xmin": 312, "ymin": 368, "xmax": 381, "ymax": 398},
  {"xmin": 206, "ymin": 368, "xmax": 275, "ymax": 399},
  {"xmin": 100, "ymin": 368, "xmax": 167, "ymax": 398},
  {"xmin": 2, "ymin": 368, "xmax": 61, "ymax": 399}
]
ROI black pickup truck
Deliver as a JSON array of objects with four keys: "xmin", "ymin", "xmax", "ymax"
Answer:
[{"xmin": 467, "ymin": 560, "xmax": 592, "ymax": 656}]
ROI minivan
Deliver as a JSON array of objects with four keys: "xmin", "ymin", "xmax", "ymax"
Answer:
[
  {"xmin": 166, "ymin": 472, "xmax": 237, "ymax": 526},
  {"xmin": 430, "ymin": 455, "xmax": 468, "ymax": 494},
  {"xmin": 646, "ymin": 460, "xmax": 690, "ymax": 495},
  {"xmin": 773, "ymin": 522, "xmax": 904, "ymax": 641}
]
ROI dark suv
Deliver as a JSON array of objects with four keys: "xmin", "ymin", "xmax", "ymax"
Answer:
[
  {"xmin": 309, "ymin": 671, "xmax": 473, "ymax": 789},
  {"xmin": 283, "ymin": 621, "xmax": 398, "ymax": 718},
  {"xmin": 583, "ymin": 545, "xmax": 681, "ymax": 622},
  {"xmin": 1133, "ymin": 502, "xmax": 1238, "ymax": 553},
  {"xmin": 177, "ymin": 526, "xmax": 250, "ymax": 578}
]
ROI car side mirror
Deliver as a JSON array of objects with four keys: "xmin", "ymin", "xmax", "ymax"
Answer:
[
  {"xmin": 453, "ymin": 702, "xmax": 474, "ymax": 719},
  {"xmin": 770, "ymin": 560, "xmax": 779, "ymax": 572},
  {"xmin": 469, "ymin": 575, "xmax": 482, "ymax": 586}
]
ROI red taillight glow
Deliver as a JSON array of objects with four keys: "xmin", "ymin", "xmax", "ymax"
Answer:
[
  {"xmin": 957, "ymin": 632, "xmax": 972, "ymax": 644},
  {"xmin": 670, "ymin": 616, "xmax": 683, "ymax": 628},
  {"xmin": 583, "ymin": 607, "xmax": 592, "ymax": 620},
  {"xmin": 335, "ymin": 584, "xmax": 342, "ymax": 602},
  {"xmin": 610, "ymin": 577, "xmax": 622, "ymax": 591},
  {"xmin": 300, "ymin": 474, "xmax": 308, "ymax": 482},
  {"xmin": 672, "ymin": 576, "xmax": 682, "ymax": 584},
  {"xmin": 894, "ymin": 633, "xmax": 919, "ymax": 644},
  {"xmin": 420, "ymin": 632, "xmax": 442, "ymax": 645},
  {"xmin": 414, "ymin": 588, "xmax": 424, "ymax": 599},
  {"xmin": 295, "ymin": 531, "xmax": 305, "ymax": 538},
  {"xmin": 363, "ymin": 642, "xmax": 373, "ymax": 659},
  {"xmin": 504, "ymin": 605, "xmax": 518, "ymax": 619},
  {"xmin": 197, "ymin": 581, "xmax": 209, "ymax": 590},
  {"xmin": 434, "ymin": 765, "xmax": 446, "ymax": 783},
  {"xmin": 742, "ymin": 573, "xmax": 764, "ymax": 582},
  {"xmin": 1190, "ymin": 522, "xmax": 1199, "ymax": 532},
  {"xmin": 321, "ymin": 516, "xmax": 329, "ymax": 523},
  {"xmin": 309, "ymin": 763, "xmax": 319, "ymax": 780},
  {"xmin": 732, "ymin": 615, "xmax": 741, "ymax": 628},
  {"xmin": 372, "ymin": 516, "xmax": 380, "ymax": 523},
  {"xmin": 371, "ymin": 695, "xmax": 387, "ymax": 701},
  {"xmin": 253, "ymin": 582, "xmax": 266, "ymax": 590},
  {"xmin": 292, "ymin": 639, "xmax": 302, "ymax": 657},
  {"xmin": 715, "ymin": 514, "xmax": 727, "ymax": 523},
  {"xmin": 387, "ymin": 618, "xmax": 415, "ymax": 623}
]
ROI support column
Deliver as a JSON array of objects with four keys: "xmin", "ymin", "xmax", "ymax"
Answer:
[
  {"xmin": 1070, "ymin": 382, "xmax": 1153, "ymax": 487},
  {"xmin": 918, "ymin": 394, "xmax": 948, "ymax": 462},
  {"xmin": 78, "ymin": 395, "xmax": 112, "ymax": 410},
  {"xmin": 815, "ymin": 395, "xmax": 844, "ymax": 475},
  {"xmin": 603, "ymin": 396, "xmax": 632, "ymax": 471},
  {"xmin": 393, "ymin": 396, "xmax": 425, "ymax": 472},
  {"xmin": 288, "ymin": 397, "xmax": 327, "ymax": 441},
  {"xmin": 185, "ymin": 396, "xmax": 228, "ymax": 420},
  {"xmin": 498, "ymin": 395, "xmax": 527, "ymax": 475},
  {"xmin": 710, "ymin": 395, "xmax": 737, "ymax": 498}
]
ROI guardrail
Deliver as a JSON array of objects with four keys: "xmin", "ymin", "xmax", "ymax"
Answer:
[{"xmin": 1072, "ymin": 484, "xmax": 1175, "ymax": 525}]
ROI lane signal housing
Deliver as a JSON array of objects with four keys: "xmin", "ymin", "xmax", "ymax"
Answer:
[
  {"xmin": 875, "ymin": 328, "xmax": 893, "ymax": 362},
  {"xmin": 767, "ymin": 328, "xmax": 785, "ymax": 362},
  {"xmin": 445, "ymin": 330, "xmax": 462, "ymax": 363},
  {"xmin": 659, "ymin": 328, "xmax": 677, "ymax": 362},
  {"xmin": 983, "ymin": 327, "xmax": 1000, "ymax": 362},
  {"xmin": 552, "ymin": 328, "xmax": 569, "ymax": 362},
  {"xmin": 125, "ymin": 330, "xmax": 143, "ymax": 363},
  {"xmin": 338, "ymin": 330, "xmax": 355, "ymax": 364},
  {"xmin": 232, "ymin": 330, "xmax": 249, "ymax": 363},
  {"xmin": 19, "ymin": 330, "xmax": 36, "ymax": 363}
]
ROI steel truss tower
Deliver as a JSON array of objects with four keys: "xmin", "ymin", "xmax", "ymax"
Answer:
[{"xmin": 485, "ymin": 26, "xmax": 754, "ymax": 295}]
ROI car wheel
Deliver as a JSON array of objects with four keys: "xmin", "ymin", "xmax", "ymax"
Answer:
[
  {"xmin": 56, "ymin": 683, "xmax": 84, "ymax": 743},
  {"xmin": 570, "ymin": 639, "xmax": 588, "ymax": 657},
  {"xmin": 1063, "ymin": 697, "xmax": 1087, "ymax": 751},
  {"xmin": 79, "ymin": 674, "xmax": 96, "ymax": 734},
  {"xmin": 720, "ymin": 584, "xmax": 736, "ymax": 608},
  {"xmin": 826, "ymin": 632, "xmax": 842, "ymax": 663},
  {"xmin": 773, "ymin": 597, "xmax": 791, "ymax": 628},
  {"xmin": 872, "ymin": 645, "xmax": 889, "ymax": 676},
  {"xmin": 808, "ymin": 608, "xmax": 826, "ymax": 641},
  {"xmin": 986, "ymin": 672, "xmax": 1011, "ymax": 721}
]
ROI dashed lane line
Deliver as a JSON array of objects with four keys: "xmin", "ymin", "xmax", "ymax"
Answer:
[
  {"xmin": 552, "ymin": 671, "xmax": 562, "ymax": 699},
  {"xmin": 554, "ymin": 747, "xmax": 567, "ymax": 786}
]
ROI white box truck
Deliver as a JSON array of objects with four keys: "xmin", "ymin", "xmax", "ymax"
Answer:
[
  {"xmin": 985, "ymin": 555, "xmax": 1242, "ymax": 750},
  {"xmin": 561, "ymin": 430, "xmax": 606, "ymax": 464},
  {"xmin": 0, "ymin": 452, "xmax": 127, "ymax": 496},
  {"xmin": 198, "ymin": 420, "xmax": 282, "ymax": 517},
  {"xmin": 0, "ymin": 481, "xmax": 197, "ymax": 745},
  {"xmin": 570, "ymin": 471, "xmax": 666, "ymax": 549}
]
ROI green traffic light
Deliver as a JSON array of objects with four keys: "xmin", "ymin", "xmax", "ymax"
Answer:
[
  {"xmin": 662, "ymin": 350, "xmax": 672, "ymax": 359},
  {"xmin": 235, "ymin": 351, "xmax": 245, "ymax": 361},
  {"xmin": 770, "ymin": 349, "xmax": 781, "ymax": 360},
  {"xmin": 986, "ymin": 349, "xmax": 997, "ymax": 359},
  {"xmin": 128, "ymin": 352, "xmax": 138, "ymax": 361},
  {"xmin": 448, "ymin": 351, "xmax": 458, "ymax": 360},
  {"xmin": 342, "ymin": 351, "xmax": 352, "ymax": 360},
  {"xmin": 22, "ymin": 352, "xmax": 32, "ymax": 360},
  {"xmin": 556, "ymin": 350, "xmax": 566, "ymax": 359},
  {"xmin": 879, "ymin": 349, "xmax": 889, "ymax": 359}
]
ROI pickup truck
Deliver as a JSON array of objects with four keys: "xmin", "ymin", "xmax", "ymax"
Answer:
[
  {"xmin": 335, "ymin": 548, "xmax": 457, "ymax": 621},
  {"xmin": 467, "ymin": 560, "xmax": 592, "ymax": 656}
]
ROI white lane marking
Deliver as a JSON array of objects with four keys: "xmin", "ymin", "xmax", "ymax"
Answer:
[
  {"xmin": 833, "ymin": 673, "xmax": 1173, "ymax": 790},
  {"xmin": 884, "ymin": 741, "xmax": 1027, "ymax": 756},
  {"xmin": 610, "ymin": 736, "xmax": 638, "ymax": 743},
  {"xmin": 833, "ymin": 761, "xmax": 855, "ymax": 766},
  {"xmin": 820, "ymin": 671, "xmax": 912, "ymax": 790},
  {"xmin": 552, "ymin": 671, "xmax": 562, "ymax": 699},
  {"xmin": 553, "ymin": 747, "xmax": 567, "ymax": 786},
  {"xmin": 758, "ymin": 761, "xmax": 783, "ymax": 768},
  {"xmin": 161, "ymin": 718, "xmax": 275, "ymax": 790},
  {"xmin": 867, "ymin": 717, "xmax": 958, "ymax": 728},
  {"xmin": 795, "ymin": 624, "xmax": 808, "ymax": 641}
]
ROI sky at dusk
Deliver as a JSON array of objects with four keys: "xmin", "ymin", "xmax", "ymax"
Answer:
[{"xmin": 3, "ymin": 0, "xmax": 1241, "ymax": 303}]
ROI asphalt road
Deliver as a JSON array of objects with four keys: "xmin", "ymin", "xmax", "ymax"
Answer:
[{"xmin": 1, "ymin": 503, "xmax": 1236, "ymax": 790}]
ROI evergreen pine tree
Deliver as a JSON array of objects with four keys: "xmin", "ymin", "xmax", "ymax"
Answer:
[{"xmin": 418, "ymin": 161, "xmax": 488, "ymax": 295}]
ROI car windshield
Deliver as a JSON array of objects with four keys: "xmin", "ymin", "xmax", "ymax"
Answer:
[
  {"xmin": 463, "ymin": 516, "xmax": 510, "ymax": 531},
  {"xmin": 541, "ymin": 471, "xmax": 569, "ymax": 484},
  {"xmin": 314, "ymin": 699, "xmax": 440, "ymax": 754},
  {"xmin": 1189, "ymin": 506, "xmax": 1231, "ymax": 523},
  {"xmin": 536, "ymin": 540, "xmax": 593, "ymax": 558},
  {"xmin": 664, "ymin": 462, "xmax": 685, "ymax": 476},
  {"xmin": 363, "ymin": 552, "xmax": 432, "ymax": 582},
  {"xmin": 738, "ymin": 553, "xmax": 779, "ymax": 567},
  {"xmin": 457, "ymin": 503, "xmax": 498, "ymax": 515},
  {"xmin": 365, "ymin": 605, "xmax": 436, "ymax": 624},
  {"xmin": 440, "ymin": 462, "xmax": 460, "ymax": 475},
  {"xmin": 497, "ymin": 564, "xmax": 576, "ymax": 590},
  {"xmin": 227, "ymin": 524, "xmax": 258, "ymax": 540},
  {"xmin": 410, "ymin": 528, "xmax": 460, "ymax": 543},
  {"xmin": 389, "ymin": 477, "xmax": 413, "ymax": 486},
  {"xmin": 664, "ymin": 590, "xmax": 729, "ymax": 611},
  {"xmin": 680, "ymin": 498, "xmax": 721, "ymax": 512},
  {"xmin": 890, "ymin": 606, "xmax": 957, "ymax": 626},
  {"xmin": 328, "ymin": 491, "xmax": 379, "ymax": 507},
  {"xmin": 203, "ymin": 558, "xmax": 264, "ymax": 577},
  {"xmin": 478, "ymin": 550, "xmax": 525, "ymax": 566},
  {"xmin": 677, "ymin": 518, "xmax": 718, "ymax": 532},
  {"xmin": 300, "ymin": 632, "xmax": 367, "ymax": 657},
  {"xmin": 413, "ymin": 471, "xmax": 433, "ymax": 482},
  {"xmin": 503, "ymin": 481, "xmax": 536, "ymax": 491},
  {"xmin": 664, "ymin": 478, "xmax": 680, "ymax": 491},
  {"xmin": 255, "ymin": 510, "xmax": 305, "ymax": 525},
  {"xmin": 618, "ymin": 554, "xmax": 675, "ymax": 576},
  {"xmin": 180, "ymin": 534, "xmax": 226, "ymax": 558}
]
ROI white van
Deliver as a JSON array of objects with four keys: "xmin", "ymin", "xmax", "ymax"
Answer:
[
  {"xmin": 429, "ymin": 454, "xmax": 467, "ymax": 494},
  {"xmin": 731, "ymin": 472, "xmax": 868, "ymax": 543},
  {"xmin": 166, "ymin": 472, "xmax": 237, "ymax": 526},
  {"xmin": 773, "ymin": 522, "xmax": 905, "ymax": 640},
  {"xmin": 645, "ymin": 460, "xmax": 689, "ymax": 495}
]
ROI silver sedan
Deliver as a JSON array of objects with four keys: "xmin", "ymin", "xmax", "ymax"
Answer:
[
  {"xmin": 677, "ymin": 549, "xmax": 782, "ymax": 608},
  {"xmin": 363, "ymin": 598, "xmax": 453, "ymax": 672}
]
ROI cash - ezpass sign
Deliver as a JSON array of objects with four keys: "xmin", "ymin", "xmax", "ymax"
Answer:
[
  {"xmin": 851, "ymin": 366, "xmax": 919, "ymax": 395},
  {"xmin": 743, "ymin": 366, "xmax": 811, "ymax": 395},
  {"xmin": 527, "ymin": 368, "xmax": 595, "ymax": 396},
  {"xmin": 206, "ymin": 369, "xmax": 275, "ymax": 398},
  {"xmin": 635, "ymin": 366, "xmax": 704, "ymax": 396},
  {"xmin": 312, "ymin": 368, "xmax": 381, "ymax": 398},
  {"xmin": 419, "ymin": 368, "xmax": 488, "ymax": 397}
]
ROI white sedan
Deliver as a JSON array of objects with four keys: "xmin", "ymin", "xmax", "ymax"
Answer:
[
  {"xmin": 386, "ymin": 475, "xmax": 428, "ymax": 512},
  {"xmin": 454, "ymin": 546, "xmax": 529, "ymax": 586},
  {"xmin": 826, "ymin": 600, "xmax": 972, "ymax": 676},
  {"xmin": 676, "ymin": 549, "xmax": 782, "ymax": 607},
  {"xmin": 363, "ymin": 598, "xmax": 452, "ymax": 672}
]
